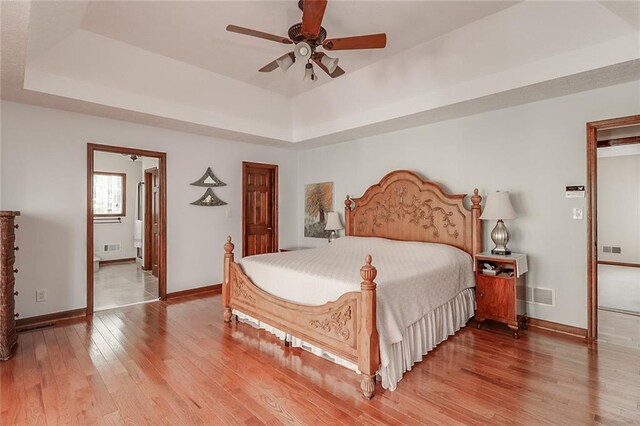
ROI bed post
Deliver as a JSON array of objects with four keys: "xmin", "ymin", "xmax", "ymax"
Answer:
[
  {"xmin": 223, "ymin": 236, "xmax": 235, "ymax": 323},
  {"xmin": 471, "ymin": 189, "xmax": 483, "ymax": 256},
  {"xmin": 358, "ymin": 255, "xmax": 380, "ymax": 400},
  {"xmin": 344, "ymin": 195, "xmax": 352, "ymax": 236}
]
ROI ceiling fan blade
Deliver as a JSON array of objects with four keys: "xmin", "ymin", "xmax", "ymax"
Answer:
[
  {"xmin": 312, "ymin": 53, "xmax": 345, "ymax": 78},
  {"xmin": 301, "ymin": 0, "xmax": 327, "ymax": 39},
  {"xmin": 259, "ymin": 52, "xmax": 295, "ymax": 72},
  {"xmin": 226, "ymin": 25, "xmax": 292, "ymax": 44},
  {"xmin": 258, "ymin": 60, "xmax": 279, "ymax": 73},
  {"xmin": 323, "ymin": 33, "xmax": 387, "ymax": 50}
]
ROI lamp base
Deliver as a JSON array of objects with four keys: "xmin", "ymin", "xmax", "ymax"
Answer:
[
  {"xmin": 491, "ymin": 247, "xmax": 512, "ymax": 255},
  {"xmin": 490, "ymin": 219, "xmax": 512, "ymax": 256},
  {"xmin": 328, "ymin": 230, "xmax": 338, "ymax": 243}
]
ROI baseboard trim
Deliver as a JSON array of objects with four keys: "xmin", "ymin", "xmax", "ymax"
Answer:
[
  {"xmin": 597, "ymin": 260, "xmax": 640, "ymax": 269},
  {"xmin": 16, "ymin": 308, "xmax": 87, "ymax": 332},
  {"xmin": 526, "ymin": 317, "xmax": 587, "ymax": 339},
  {"xmin": 166, "ymin": 284, "xmax": 222, "ymax": 299},
  {"xmin": 98, "ymin": 257, "xmax": 137, "ymax": 266}
]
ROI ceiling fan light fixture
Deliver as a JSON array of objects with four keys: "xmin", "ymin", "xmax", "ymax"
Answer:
[
  {"xmin": 304, "ymin": 63, "xmax": 317, "ymax": 82},
  {"xmin": 276, "ymin": 53, "xmax": 295, "ymax": 72},
  {"xmin": 320, "ymin": 54, "xmax": 339, "ymax": 74},
  {"xmin": 294, "ymin": 41, "xmax": 312, "ymax": 61}
]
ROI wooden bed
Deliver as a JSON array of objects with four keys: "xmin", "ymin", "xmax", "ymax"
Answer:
[{"xmin": 222, "ymin": 170, "xmax": 482, "ymax": 399}]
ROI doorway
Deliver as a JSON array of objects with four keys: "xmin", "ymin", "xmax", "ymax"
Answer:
[
  {"xmin": 87, "ymin": 144, "xmax": 167, "ymax": 314},
  {"xmin": 242, "ymin": 162, "xmax": 278, "ymax": 257},
  {"xmin": 586, "ymin": 115, "xmax": 640, "ymax": 342}
]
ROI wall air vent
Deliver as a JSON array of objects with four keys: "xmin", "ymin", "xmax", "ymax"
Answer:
[
  {"xmin": 523, "ymin": 286, "xmax": 555, "ymax": 306},
  {"xmin": 103, "ymin": 244, "xmax": 121, "ymax": 252},
  {"xmin": 611, "ymin": 247, "xmax": 621, "ymax": 254},
  {"xmin": 533, "ymin": 288, "xmax": 554, "ymax": 306},
  {"xmin": 603, "ymin": 246, "xmax": 612, "ymax": 253}
]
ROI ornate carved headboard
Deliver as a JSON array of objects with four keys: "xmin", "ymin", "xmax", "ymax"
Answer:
[{"xmin": 344, "ymin": 170, "xmax": 483, "ymax": 257}]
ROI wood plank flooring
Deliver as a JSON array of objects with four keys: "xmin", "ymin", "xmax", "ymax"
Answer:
[{"xmin": 2, "ymin": 293, "xmax": 640, "ymax": 425}]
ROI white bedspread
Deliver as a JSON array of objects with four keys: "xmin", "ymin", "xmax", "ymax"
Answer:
[{"xmin": 238, "ymin": 236, "xmax": 475, "ymax": 347}]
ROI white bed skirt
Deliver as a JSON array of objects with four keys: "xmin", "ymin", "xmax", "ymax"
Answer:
[{"xmin": 232, "ymin": 287, "xmax": 475, "ymax": 391}]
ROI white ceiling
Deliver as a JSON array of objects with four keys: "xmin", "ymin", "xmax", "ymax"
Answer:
[
  {"xmin": 2, "ymin": 1, "xmax": 639, "ymax": 147},
  {"xmin": 78, "ymin": 1, "xmax": 518, "ymax": 97}
]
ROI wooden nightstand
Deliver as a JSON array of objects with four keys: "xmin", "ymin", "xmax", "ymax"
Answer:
[
  {"xmin": 475, "ymin": 252, "xmax": 528, "ymax": 339},
  {"xmin": 279, "ymin": 247, "xmax": 311, "ymax": 252}
]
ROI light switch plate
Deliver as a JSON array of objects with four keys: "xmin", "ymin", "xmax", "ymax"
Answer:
[
  {"xmin": 36, "ymin": 289, "xmax": 47, "ymax": 302},
  {"xmin": 572, "ymin": 208, "xmax": 583, "ymax": 220}
]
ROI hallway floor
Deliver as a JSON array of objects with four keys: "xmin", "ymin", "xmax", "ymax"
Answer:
[
  {"xmin": 94, "ymin": 261, "xmax": 158, "ymax": 311},
  {"xmin": 599, "ymin": 308, "xmax": 640, "ymax": 350},
  {"xmin": 598, "ymin": 264, "xmax": 640, "ymax": 314}
]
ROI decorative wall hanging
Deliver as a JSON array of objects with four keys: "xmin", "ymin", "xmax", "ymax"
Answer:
[
  {"xmin": 191, "ymin": 167, "xmax": 227, "ymax": 187},
  {"xmin": 304, "ymin": 181, "xmax": 334, "ymax": 238},
  {"xmin": 190, "ymin": 167, "xmax": 227, "ymax": 206},
  {"xmin": 190, "ymin": 188, "xmax": 228, "ymax": 207}
]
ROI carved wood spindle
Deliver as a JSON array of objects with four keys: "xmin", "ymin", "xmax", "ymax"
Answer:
[
  {"xmin": 223, "ymin": 236, "xmax": 235, "ymax": 323},
  {"xmin": 344, "ymin": 195, "xmax": 352, "ymax": 236},
  {"xmin": 471, "ymin": 188, "xmax": 483, "ymax": 257},
  {"xmin": 358, "ymin": 254, "xmax": 380, "ymax": 399}
]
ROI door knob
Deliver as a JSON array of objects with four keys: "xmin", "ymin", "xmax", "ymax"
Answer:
[
  {"xmin": 267, "ymin": 227, "xmax": 273, "ymax": 231},
  {"xmin": 479, "ymin": 291, "xmax": 484, "ymax": 297}
]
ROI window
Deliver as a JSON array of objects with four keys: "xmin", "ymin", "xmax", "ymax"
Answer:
[{"xmin": 93, "ymin": 172, "xmax": 126, "ymax": 216}]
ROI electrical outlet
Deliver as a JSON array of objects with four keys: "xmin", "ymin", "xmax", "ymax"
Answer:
[
  {"xmin": 36, "ymin": 289, "xmax": 47, "ymax": 302},
  {"xmin": 226, "ymin": 209, "xmax": 232, "ymax": 219}
]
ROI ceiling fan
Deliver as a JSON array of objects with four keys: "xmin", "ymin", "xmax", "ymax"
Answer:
[{"xmin": 226, "ymin": 0, "xmax": 387, "ymax": 81}]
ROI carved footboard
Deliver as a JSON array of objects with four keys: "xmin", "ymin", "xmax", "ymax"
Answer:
[{"xmin": 222, "ymin": 237, "xmax": 380, "ymax": 399}]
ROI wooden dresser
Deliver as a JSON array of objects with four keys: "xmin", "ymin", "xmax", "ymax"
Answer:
[{"xmin": 0, "ymin": 211, "xmax": 20, "ymax": 361}]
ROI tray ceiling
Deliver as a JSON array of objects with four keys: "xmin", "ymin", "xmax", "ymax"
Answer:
[
  {"xmin": 78, "ymin": 1, "xmax": 517, "ymax": 97},
  {"xmin": 2, "ymin": 1, "xmax": 639, "ymax": 147}
]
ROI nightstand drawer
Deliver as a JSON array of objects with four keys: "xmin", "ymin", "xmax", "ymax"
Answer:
[{"xmin": 476, "ymin": 274, "xmax": 515, "ymax": 323}]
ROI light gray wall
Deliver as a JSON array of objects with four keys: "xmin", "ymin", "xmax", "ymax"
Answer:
[
  {"xmin": 1, "ymin": 101, "xmax": 297, "ymax": 318},
  {"xmin": 598, "ymin": 154, "xmax": 640, "ymax": 263},
  {"xmin": 2, "ymin": 80, "xmax": 639, "ymax": 326},
  {"xmin": 297, "ymin": 80, "xmax": 640, "ymax": 328}
]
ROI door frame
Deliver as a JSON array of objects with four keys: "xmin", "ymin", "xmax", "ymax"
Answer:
[
  {"xmin": 586, "ymin": 114, "xmax": 640, "ymax": 340},
  {"xmin": 142, "ymin": 167, "xmax": 157, "ymax": 272},
  {"xmin": 87, "ymin": 143, "xmax": 167, "ymax": 315},
  {"xmin": 242, "ymin": 161, "xmax": 279, "ymax": 258}
]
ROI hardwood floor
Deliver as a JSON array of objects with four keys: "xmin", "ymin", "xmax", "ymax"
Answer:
[
  {"xmin": 599, "ymin": 308, "xmax": 640, "ymax": 350},
  {"xmin": 94, "ymin": 262, "xmax": 159, "ymax": 311},
  {"xmin": 2, "ymin": 293, "xmax": 640, "ymax": 425}
]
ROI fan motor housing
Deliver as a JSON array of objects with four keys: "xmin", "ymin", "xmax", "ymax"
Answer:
[{"xmin": 288, "ymin": 23, "xmax": 327, "ymax": 45}]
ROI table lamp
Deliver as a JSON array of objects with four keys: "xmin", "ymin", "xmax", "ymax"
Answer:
[
  {"xmin": 480, "ymin": 191, "xmax": 517, "ymax": 255},
  {"xmin": 325, "ymin": 212, "xmax": 343, "ymax": 243}
]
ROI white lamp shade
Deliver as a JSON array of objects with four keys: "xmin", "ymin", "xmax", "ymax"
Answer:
[
  {"xmin": 303, "ymin": 63, "xmax": 317, "ymax": 81},
  {"xmin": 324, "ymin": 212, "xmax": 343, "ymax": 231},
  {"xmin": 320, "ymin": 55, "xmax": 339, "ymax": 74},
  {"xmin": 479, "ymin": 191, "xmax": 517, "ymax": 220}
]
